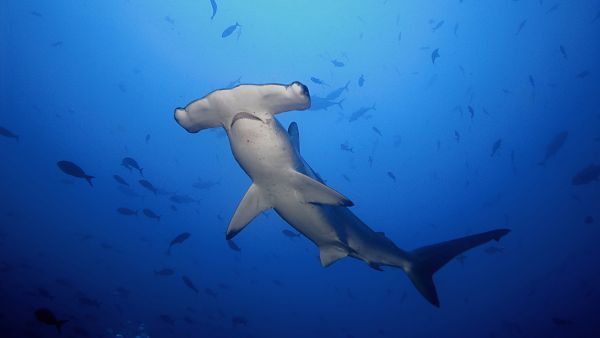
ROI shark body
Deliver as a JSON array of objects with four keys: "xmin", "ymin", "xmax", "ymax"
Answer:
[{"xmin": 174, "ymin": 82, "xmax": 509, "ymax": 306}]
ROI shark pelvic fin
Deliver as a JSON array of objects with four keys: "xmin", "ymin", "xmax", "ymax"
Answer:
[
  {"xmin": 291, "ymin": 171, "xmax": 353, "ymax": 206},
  {"xmin": 226, "ymin": 183, "xmax": 271, "ymax": 240},
  {"xmin": 319, "ymin": 244, "xmax": 349, "ymax": 267}
]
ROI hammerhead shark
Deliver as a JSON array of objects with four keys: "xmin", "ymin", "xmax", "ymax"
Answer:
[{"xmin": 174, "ymin": 82, "xmax": 509, "ymax": 307}]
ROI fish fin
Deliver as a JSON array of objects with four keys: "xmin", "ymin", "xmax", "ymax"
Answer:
[
  {"xmin": 336, "ymin": 99, "xmax": 345, "ymax": 109},
  {"xmin": 85, "ymin": 176, "xmax": 94, "ymax": 187},
  {"xmin": 56, "ymin": 319, "xmax": 69, "ymax": 333},
  {"xmin": 291, "ymin": 171, "xmax": 353, "ymax": 206},
  {"xmin": 369, "ymin": 262, "xmax": 384, "ymax": 271},
  {"xmin": 226, "ymin": 183, "xmax": 271, "ymax": 239},
  {"xmin": 319, "ymin": 244, "xmax": 349, "ymax": 267},
  {"xmin": 402, "ymin": 229, "xmax": 510, "ymax": 307},
  {"xmin": 287, "ymin": 122, "xmax": 300, "ymax": 154},
  {"xmin": 139, "ymin": 168, "xmax": 144, "ymax": 176}
]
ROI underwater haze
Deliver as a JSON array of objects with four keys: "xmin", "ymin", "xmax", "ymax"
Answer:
[{"xmin": 2, "ymin": 0, "xmax": 600, "ymax": 337}]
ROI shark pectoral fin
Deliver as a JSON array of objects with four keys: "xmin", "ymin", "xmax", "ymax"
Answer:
[
  {"xmin": 292, "ymin": 171, "xmax": 354, "ymax": 206},
  {"xmin": 319, "ymin": 245, "xmax": 349, "ymax": 267},
  {"xmin": 226, "ymin": 183, "xmax": 271, "ymax": 240}
]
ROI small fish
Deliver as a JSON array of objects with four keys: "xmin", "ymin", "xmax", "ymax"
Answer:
[
  {"xmin": 139, "ymin": 179, "xmax": 157, "ymax": 195},
  {"xmin": 227, "ymin": 239, "xmax": 241, "ymax": 252},
  {"xmin": 468, "ymin": 105, "xmax": 475, "ymax": 119},
  {"xmin": 310, "ymin": 77, "xmax": 327, "ymax": 86},
  {"xmin": 209, "ymin": 0, "xmax": 217, "ymax": 20},
  {"xmin": 182, "ymin": 275, "xmax": 199, "ymax": 293},
  {"xmin": 145, "ymin": 134, "xmax": 151, "ymax": 144},
  {"xmin": 515, "ymin": 19, "xmax": 527, "ymax": 35},
  {"xmin": 113, "ymin": 175, "xmax": 129, "ymax": 186},
  {"xmin": 121, "ymin": 157, "xmax": 143, "ymax": 175},
  {"xmin": 491, "ymin": 139, "xmax": 502, "ymax": 157},
  {"xmin": 538, "ymin": 131, "xmax": 568, "ymax": 166},
  {"xmin": 154, "ymin": 268, "xmax": 175, "ymax": 276},
  {"xmin": 142, "ymin": 208, "xmax": 161, "ymax": 221},
  {"xmin": 282, "ymin": 229, "xmax": 301, "ymax": 238},
  {"xmin": 431, "ymin": 48, "xmax": 440, "ymax": 64},
  {"xmin": 78, "ymin": 296, "xmax": 101, "ymax": 308},
  {"xmin": 167, "ymin": 232, "xmax": 191, "ymax": 255},
  {"xmin": 342, "ymin": 174, "xmax": 351, "ymax": 182},
  {"xmin": 192, "ymin": 179, "xmax": 219, "ymax": 190},
  {"xmin": 50, "ymin": 41, "xmax": 63, "ymax": 47},
  {"xmin": 528, "ymin": 75, "xmax": 535, "ymax": 88},
  {"xmin": 387, "ymin": 171, "xmax": 396, "ymax": 182},
  {"xmin": 164, "ymin": 16, "xmax": 175, "ymax": 25},
  {"xmin": 559, "ymin": 45, "xmax": 568, "ymax": 60},
  {"xmin": 309, "ymin": 96, "xmax": 345, "ymax": 111},
  {"xmin": 326, "ymin": 81, "xmax": 350, "ymax": 100},
  {"xmin": 170, "ymin": 194, "xmax": 199, "ymax": 204},
  {"xmin": 331, "ymin": 59, "xmax": 345, "ymax": 67},
  {"xmin": 340, "ymin": 142, "xmax": 354, "ymax": 153},
  {"xmin": 358, "ymin": 74, "xmax": 365, "ymax": 87},
  {"xmin": 372, "ymin": 127, "xmax": 382, "ymax": 137},
  {"xmin": 545, "ymin": 3, "xmax": 559, "ymax": 15},
  {"xmin": 34, "ymin": 308, "xmax": 68, "ymax": 333},
  {"xmin": 572, "ymin": 164, "xmax": 600, "ymax": 185},
  {"xmin": 232, "ymin": 315, "xmax": 248, "ymax": 327},
  {"xmin": 576, "ymin": 70, "xmax": 590, "ymax": 79},
  {"xmin": 0, "ymin": 126, "xmax": 19, "ymax": 141},
  {"xmin": 117, "ymin": 207, "xmax": 138, "ymax": 216},
  {"xmin": 432, "ymin": 20, "xmax": 445, "ymax": 31},
  {"xmin": 484, "ymin": 246, "xmax": 503, "ymax": 254},
  {"xmin": 29, "ymin": 11, "xmax": 43, "ymax": 18},
  {"xmin": 348, "ymin": 104, "xmax": 376, "ymax": 122},
  {"xmin": 57, "ymin": 161, "xmax": 94, "ymax": 186},
  {"xmin": 221, "ymin": 22, "xmax": 240, "ymax": 38}
]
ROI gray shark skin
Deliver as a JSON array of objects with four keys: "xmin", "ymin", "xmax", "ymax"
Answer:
[{"xmin": 174, "ymin": 82, "xmax": 510, "ymax": 307}]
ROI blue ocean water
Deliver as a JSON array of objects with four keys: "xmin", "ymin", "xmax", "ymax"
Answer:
[{"xmin": 2, "ymin": 0, "xmax": 600, "ymax": 337}]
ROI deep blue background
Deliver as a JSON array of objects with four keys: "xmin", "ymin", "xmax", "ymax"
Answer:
[{"xmin": 2, "ymin": 1, "xmax": 600, "ymax": 337}]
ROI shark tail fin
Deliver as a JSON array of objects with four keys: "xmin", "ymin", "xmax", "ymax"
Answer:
[
  {"xmin": 55, "ymin": 319, "xmax": 69, "ymax": 333},
  {"xmin": 404, "ymin": 229, "xmax": 510, "ymax": 307}
]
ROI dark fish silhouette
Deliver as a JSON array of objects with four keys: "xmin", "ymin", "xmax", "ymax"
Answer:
[
  {"xmin": 113, "ymin": 175, "xmax": 129, "ymax": 186},
  {"xmin": 431, "ymin": 48, "xmax": 440, "ymax": 64},
  {"xmin": 34, "ymin": 308, "xmax": 68, "ymax": 333},
  {"xmin": 0, "ymin": 126, "xmax": 19, "ymax": 141},
  {"xmin": 372, "ymin": 127, "xmax": 382, "ymax": 137},
  {"xmin": 528, "ymin": 74, "xmax": 535, "ymax": 88},
  {"xmin": 454, "ymin": 130, "xmax": 460, "ymax": 142},
  {"xmin": 491, "ymin": 139, "xmax": 502, "ymax": 157},
  {"xmin": 232, "ymin": 315, "xmax": 248, "ymax": 327},
  {"xmin": 309, "ymin": 96, "xmax": 344, "ymax": 111},
  {"xmin": 282, "ymin": 229, "xmax": 300, "ymax": 238},
  {"xmin": 154, "ymin": 268, "xmax": 174, "ymax": 276},
  {"xmin": 192, "ymin": 179, "xmax": 219, "ymax": 190},
  {"xmin": 432, "ymin": 20, "xmax": 444, "ymax": 31},
  {"xmin": 539, "ymin": 131, "xmax": 568, "ymax": 166},
  {"xmin": 122, "ymin": 157, "xmax": 143, "ymax": 175},
  {"xmin": 227, "ymin": 239, "xmax": 241, "ymax": 252},
  {"xmin": 117, "ymin": 207, "xmax": 137, "ymax": 216},
  {"xmin": 209, "ymin": 0, "xmax": 217, "ymax": 19},
  {"xmin": 348, "ymin": 104, "xmax": 376, "ymax": 122},
  {"xmin": 139, "ymin": 179, "xmax": 157, "ymax": 194},
  {"xmin": 310, "ymin": 77, "xmax": 327, "ymax": 86},
  {"xmin": 145, "ymin": 134, "xmax": 151, "ymax": 144},
  {"xmin": 170, "ymin": 194, "xmax": 199, "ymax": 204},
  {"xmin": 468, "ymin": 105, "xmax": 475, "ymax": 119},
  {"xmin": 576, "ymin": 70, "xmax": 590, "ymax": 79},
  {"xmin": 358, "ymin": 74, "xmax": 365, "ymax": 87},
  {"xmin": 326, "ymin": 81, "xmax": 350, "ymax": 100},
  {"xmin": 51, "ymin": 41, "xmax": 63, "ymax": 47},
  {"xmin": 340, "ymin": 142, "xmax": 354, "ymax": 153},
  {"xmin": 142, "ymin": 208, "xmax": 161, "ymax": 221},
  {"xmin": 559, "ymin": 45, "xmax": 568, "ymax": 60},
  {"xmin": 57, "ymin": 161, "xmax": 94, "ymax": 186},
  {"xmin": 515, "ymin": 19, "xmax": 527, "ymax": 35},
  {"xmin": 387, "ymin": 171, "xmax": 396, "ymax": 182},
  {"xmin": 78, "ymin": 296, "xmax": 100, "ymax": 308},
  {"xmin": 167, "ymin": 232, "xmax": 191, "ymax": 254},
  {"xmin": 331, "ymin": 59, "xmax": 345, "ymax": 67},
  {"xmin": 182, "ymin": 275, "xmax": 199, "ymax": 293},
  {"xmin": 572, "ymin": 164, "xmax": 600, "ymax": 185},
  {"xmin": 221, "ymin": 22, "xmax": 240, "ymax": 38}
]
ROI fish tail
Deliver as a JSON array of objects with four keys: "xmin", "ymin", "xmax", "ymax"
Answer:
[
  {"xmin": 400, "ymin": 229, "xmax": 510, "ymax": 307},
  {"xmin": 85, "ymin": 176, "xmax": 95, "ymax": 187},
  {"xmin": 139, "ymin": 168, "xmax": 144, "ymax": 176},
  {"xmin": 56, "ymin": 319, "xmax": 69, "ymax": 333},
  {"xmin": 336, "ymin": 99, "xmax": 345, "ymax": 109}
]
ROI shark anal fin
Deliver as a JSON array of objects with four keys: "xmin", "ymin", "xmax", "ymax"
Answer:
[
  {"xmin": 226, "ymin": 183, "xmax": 271, "ymax": 239},
  {"xmin": 292, "ymin": 171, "xmax": 353, "ymax": 207},
  {"xmin": 319, "ymin": 244, "xmax": 349, "ymax": 267}
]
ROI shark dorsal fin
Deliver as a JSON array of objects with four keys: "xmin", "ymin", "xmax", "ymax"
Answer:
[{"xmin": 288, "ymin": 122, "xmax": 300, "ymax": 154}]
